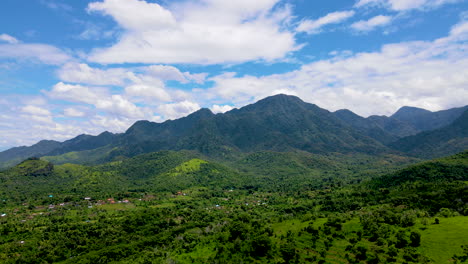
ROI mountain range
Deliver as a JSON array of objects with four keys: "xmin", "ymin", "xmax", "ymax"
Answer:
[{"xmin": 1, "ymin": 94, "xmax": 466, "ymax": 168}]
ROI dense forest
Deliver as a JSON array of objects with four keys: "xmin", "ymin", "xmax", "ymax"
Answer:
[{"xmin": 0, "ymin": 150, "xmax": 467, "ymax": 263}]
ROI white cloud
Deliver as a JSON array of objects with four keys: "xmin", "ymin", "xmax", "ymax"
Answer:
[
  {"xmin": 0, "ymin": 96, "xmax": 143, "ymax": 150},
  {"xmin": 211, "ymin": 104, "xmax": 234, "ymax": 113},
  {"xmin": 351, "ymin": 15, "xmax": 393, "ymax": 32},
  {"xmin": 145, "ymin": 65, "xmax": 188, "ymax": 83},
  {"xmin": 21, "ymin": 105, "xmax": 51, "ymax": 116},
  {"xmin": 57, "ymin": 63, "xmax": 207, "ymax": 92},
  {"xmin": 19, "ymin": 105, "xmax": 54, "ymax": 124},
  {"xmin": 157, "ymin": 100, "xmax": 201, "ymax": 120},
  {"xmin": 48, "ymin": 82, "xmax": 149, "ymax": 119},
  {"xmin": 125, "ymin": 83, "xmax": 172, "ymax": 101},
  {"xmin": 207, "ymin": 20, "xmax": 468, "ymax": 116},
  {"xmin": 48, "ymin": 82, "xmax": 108, "ymax": 105},
  {"xmin": 297, "ymin": 11, "xmax": 355, "ymax": 34},
  {"xmin": 355, "ymin": 0, "xmax": 461, "ymax": 11},
  {"xmin": 57, "ymin": 63, "xmax": 133, "ymax": 86},
  {"xmin": 90, "ymin": 115, "xmax": 137, "ymax": 132},
  {"xmin": 0, "ymin": 43, "xmax": 71, "ymax": 65},
  {"xmin": 449, "ymin": 20, "xmax": 468, "ymax": 37},
  {"xmin": 87, "ymin": 0, "xmax": 177, "ymax": 31},
  {"xmin": 0, "ymin": 34, "xmax": 19, "ymax": 44},
  {"xmin": 64, "ymin": 107, "xmax": 86, "ymax": 117},
  {"xmin": 87, "ymin": 0, "xmax": 299, "ymax": 64},
  {"xmin": 95, "ymin": 95, "xmax": 146, "ymax": 118}
]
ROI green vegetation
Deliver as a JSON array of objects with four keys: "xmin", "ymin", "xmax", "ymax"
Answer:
[{"xmin": 0, "ymin": 150, "xmax": 467, "ymax": 263}]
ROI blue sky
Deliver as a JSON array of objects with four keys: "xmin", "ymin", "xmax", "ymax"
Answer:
[{"xmin": 0, "ymin": 0, "xmax": 467, "ymax": 150}]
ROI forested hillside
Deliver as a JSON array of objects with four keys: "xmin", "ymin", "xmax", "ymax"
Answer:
[{"xmin": 0, "ymin": 150, "xmax": 467, "ymax": 263}]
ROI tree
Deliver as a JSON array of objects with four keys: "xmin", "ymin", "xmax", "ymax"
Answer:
[
  {"xmin": 396, "ymin": 230, "xmax": 408, "ymax": 248},
  {"xmin": 410, "ymin": 231, "xmax": 421, "ymax": 247}
]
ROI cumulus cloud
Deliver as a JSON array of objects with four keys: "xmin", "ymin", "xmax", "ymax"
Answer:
[
  {"xmin": 157, "ymin": 100, "xmax": 201, "ymax": 120},
  {"xmin": 125, "ymin": 83, "xmax": 172, "ymax": 101},
  {"xmin": 47, "ymin": 82, "xmax": 108, "ymax": 105},
  {"xmin": 19, "ymin": 105, "xmax": 53, "ymax": 124},
  {"xmin": 0, "ymin": 34, "xmax": 19, "ymax": 44},
  {"xmin": 297, "ymin": 11, "xmax": 355, "ymax": 34},
  {"xmin": 57, "ymin": 62, "xmax": 207, "ymax": 87},
  {"xmin": 21, "ymin": 105, "xmax": 51, "ymax": 116},
  {"xmin": 355, "ymin": 0, "xmax": 461, "ymax": 11},
  {"xmin": 47, "ymin": 82, "xmax": 147, "ymax": 118},
  {"xmin": 207, "ymin": 20, "xmax": 468, "ymax": 116},
  {"xmin": 57, "ymin": 63, "xmax": 133, "ymax": 86},
  {"xmin": 0, "ymin": 96, "xmax": 142, "ymax": 150},
  {"xmin": 351, "ymin": 15, "xmax": 393, "ymax": 32},
  {"xmin": 95, "ymin": 95, "xmax": 146, "ymax": 118},
  {"xmin": 87, "ymin": 0, "xmax": 299, "ymax": 64},
  {"xmin": 0, "ymin": 43, "xmax": 71, "ymax": 65},
  {"xmin": 145, "ymin": 65, "xmax": 207, "ymax": 84}
]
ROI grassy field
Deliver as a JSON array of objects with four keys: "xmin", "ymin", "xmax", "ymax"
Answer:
[{"xmin": 418, "ymin": 216, "xmax": 468, "ymax": 263}]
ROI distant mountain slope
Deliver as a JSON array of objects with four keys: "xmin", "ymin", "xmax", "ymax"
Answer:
[
  {"xmin": 391, "ymin": 105, "xmax": 468, "ymax": 131},
  {"xmin": 389, "ymin": 109, "xmax": 468, "ymax": 158},
  {"xmin": 334, "ymin": 105, "xmax": 467, "ymax": 144},
  {"xmin": 0, "ymin": 132, "xmax": 119, "ymax": 169},
  {"xmin": 0, "ymin": 140, "xmax": 61, "ymax": 169},
  {"xmin": 47, "ymin": 131, "xmax": 119, "ymax": 156},
  {"xmin": 366, "ymin": 115, "xmax": 419, "ymax": 138},
  {"xmin": 333, "ymin": 110, "xmax": 398, "ymax": 143}
]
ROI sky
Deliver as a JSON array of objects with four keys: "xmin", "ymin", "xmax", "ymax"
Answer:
[{"xmin": 0, "ymin": 0, "xmax": 467, "ymax": 150}]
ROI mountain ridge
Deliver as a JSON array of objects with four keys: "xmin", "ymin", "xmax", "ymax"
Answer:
[{"xmin": 1, "ymin": 94, "xmax": 467, "ymax": 168}]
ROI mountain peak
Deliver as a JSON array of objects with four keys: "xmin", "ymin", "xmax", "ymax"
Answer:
[
  {"xmin": 186, "ymin": 108, "xmax": 214, "ymax": 119},
  {"xmin": 391, "ymin": 106, "xmax": 431, "ymax": 120},
  {"xmin": 334, "ymin": 109, "xmax": 362, "ymax": 119},
  {"xmin": 238, "ymin": 94, "xmax": 311, "ymax": 114},
  {"xmin": 259, "ymin": 94, "xmax": 304, "ymax": 105}
]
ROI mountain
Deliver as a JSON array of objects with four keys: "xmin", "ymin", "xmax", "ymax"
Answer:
[
  {"xmin": 1, "ymin": 94, "xmax": 466, "ymax": 168},
  {"xmin": 333, "ymin": 110, "xmax": 420, "ymax": 142},
  {"xmin": 334, "ymin": 105, "xmax": 468, "ymax": 144},
  {"xmin": 0, "ymin": 131, "xmax": 119, "ymax": 169},
  {"xmin": 390, "ymin": 109, "xmax": 468, "ymax": 158},
  {"xmin": 4, "ymin": 94, "xmax": 390, "ymax": 167},
  {"xmin": 47, "ymin": 131, "xmax": 119, "ymax": 156},
  {"xmin": 0, "ymin": 140, "xmax": 61, "ymax": 169},
  {"xmin": 366, "ymin": 115, "xmax": 420, "ymax": 138},
  {"xmin": 110, "ymin": 95, "xmax": 390, "ymax": 161},
  {"xmin": 391, "ymin": 105, "xmax": 468, "ymax": 131},
  {"xmin": 333, "ymin": 109, "xmax": 399, "ymax": 143}
]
